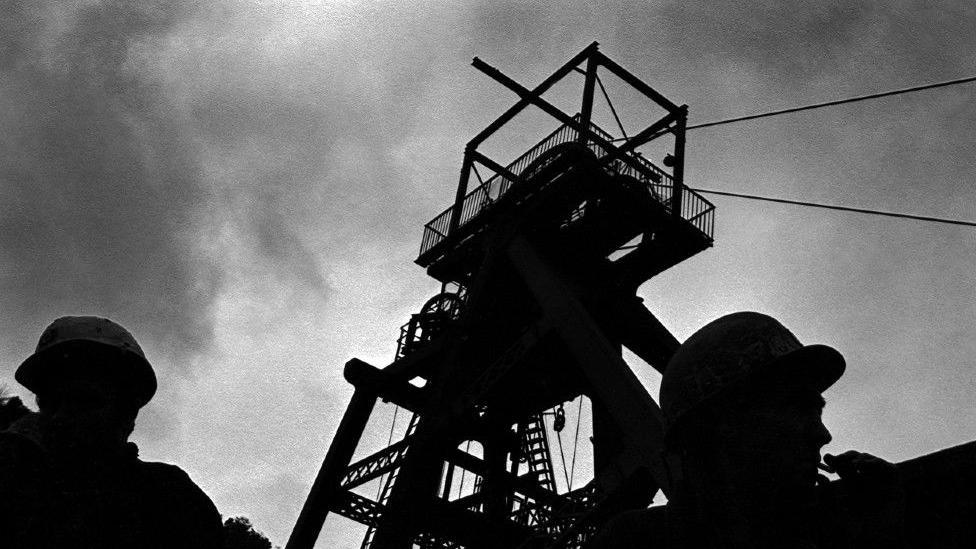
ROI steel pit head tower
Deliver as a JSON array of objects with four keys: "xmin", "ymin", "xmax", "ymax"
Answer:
[{"xmin": 288, "ymin": 42, "xmax": 716, "ymax": 549}]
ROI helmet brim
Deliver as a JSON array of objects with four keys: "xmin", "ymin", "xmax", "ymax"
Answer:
[
  {"xmin": 762, "ymin": 343, "xmax": 846, "ymax": 393},
  {"xmin": 16, "ymin": 339, "xmax": 157, "ymax": 408}
]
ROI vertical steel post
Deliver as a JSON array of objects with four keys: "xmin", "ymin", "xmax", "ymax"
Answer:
[
  {"xmin": 577, "ymin": 53, "xmax": 599, "ymax": 145},
  {"xmin": 509, "ymin": 422, "xmax": 524, "ymax": 476},
  {"xmin": 441, "ymin": 460, "xmax": 456, "ymax": 500},
  {"xmin": 671, "ymin": 107, "xmax": 688, "ymax": 219},
  {"xmin": 449, "ymin": 153, "xmax": 475, "ymax": 236},
  {"xmin": 286, "ymin": 388, "xmax": 378, "ymax": 549}
]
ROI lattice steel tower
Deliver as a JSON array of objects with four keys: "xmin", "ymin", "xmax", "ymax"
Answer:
[{"xmin": 287, "ymin": 42, "xmax": 716, "ymax": 549}]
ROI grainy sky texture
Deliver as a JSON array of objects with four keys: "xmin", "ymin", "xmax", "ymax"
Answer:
[{"xmin": 1, "ymin": 1, "xmax": 974, "ymax": 547}]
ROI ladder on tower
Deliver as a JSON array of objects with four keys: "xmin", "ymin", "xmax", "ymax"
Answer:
[
  {"xmin": 467, "ymin": 414, "xmax": 558, "ymax": 531},
  {"xmin": 361, "ymin": 413, "xmax": 422, "ymax": 549},
  {"xmin": 522, "ymin": 413, "xmax": 557, "ymax": 494}
]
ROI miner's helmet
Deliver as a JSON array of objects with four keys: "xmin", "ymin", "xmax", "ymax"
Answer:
[
  {"xmin": 15, "ymin": 316, "xmax": 157, "ymax": 409},
  {"xmin": 659, "ymin": 311, "xmax": 845, "ymax": 440}
]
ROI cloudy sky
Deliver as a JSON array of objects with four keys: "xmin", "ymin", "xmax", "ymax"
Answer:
[{"xmin": 1, "ymin": 0, "xmax": 974, "ymax": 546}]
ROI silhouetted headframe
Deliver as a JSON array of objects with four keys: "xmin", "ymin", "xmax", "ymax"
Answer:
[
  {"xmin": 286, "ymin": 42, "xmax": 976, "ymax": 549},
  {"xmin": 287, "ymin": 42, "xmax": 713, "ymax": 549}
]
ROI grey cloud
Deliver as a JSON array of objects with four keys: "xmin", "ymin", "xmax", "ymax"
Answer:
[
  {"xmin": 660, "ymin": 1, "xmax": 873, "ymax": 82},
  {"xmin": 0, "ymin": 0, "xmax": 217, "ymax": 364},
  {"xmin": 0, "ymin": 0, "xmax": 441, "ymax": 369}
]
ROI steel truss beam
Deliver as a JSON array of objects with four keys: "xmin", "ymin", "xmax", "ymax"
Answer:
[
  {"xmin": 341, "ymin": 437, "xmax": 413, "ymax": 491},
  {"xmin": 331, "ymin": 490, "xmax": 383, "ymax": 528}
]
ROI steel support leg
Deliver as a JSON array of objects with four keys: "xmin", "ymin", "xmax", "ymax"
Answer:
[{"xmin": 286, "ymin": 388, "xmax": 378, "ymax": 549}]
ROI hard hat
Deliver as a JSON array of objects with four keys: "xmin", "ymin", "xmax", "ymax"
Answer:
[
  {"xmin": 659, "ymin": 312, "xmax": 844, "ymax": 437},
  {"xmin": 16, "ymin": 316, "xmax": 157, "ymax": 408}
]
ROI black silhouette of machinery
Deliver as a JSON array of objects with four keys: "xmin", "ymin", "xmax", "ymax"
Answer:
[
  {"xmin": 396, "ymin": 291, "xmax": 465, "ymax": 360},
  {"xmin": 286, "ymin": 42, "xmax": 716, "ymax": 549}
]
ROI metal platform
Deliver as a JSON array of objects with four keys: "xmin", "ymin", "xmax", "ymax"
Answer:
[{"xmin": 417, "ymin": 116, "xmax": 714, "ymax": 285}]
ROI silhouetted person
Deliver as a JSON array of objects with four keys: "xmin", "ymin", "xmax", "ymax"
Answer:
[
  {"xmin": 588, "ymin": 312, "xmax": 906, "ymax": 549},
  {"xmin": 0, "ymin": 316, "xmax": 223, "ymax": 548}
]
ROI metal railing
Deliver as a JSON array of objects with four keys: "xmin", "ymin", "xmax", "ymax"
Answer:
[{"xmin": 419, "ymin": 118, "xmax": 714, "ymax": 259}]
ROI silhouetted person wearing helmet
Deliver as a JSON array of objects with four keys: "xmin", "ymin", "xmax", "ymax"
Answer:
[
  {"xmin": 0, "ymin": 316, "xmax": 223, "ymax": 549},
  {"xmin": 588, "ymin": 312, "xmax": 906, "ymax": 549}
]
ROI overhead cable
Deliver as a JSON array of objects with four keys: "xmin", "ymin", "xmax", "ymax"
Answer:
[
  {"xmin": 693, "ymin": 188, "xmax": 976, "ymax": 228},
  {"xmin": 568, "ymin": 396, "xmax": 583, "ymax": 492},
  {"xmin": 552, "ymin": 412, "xmax": 571, "ymax": 490},
  {"xmin": 687, "ymin": 75, "xmax": 976, "ymax": 131},
  {"xmin": 610, "ymin": 74, "xmax": 976, "ymax": 142}
]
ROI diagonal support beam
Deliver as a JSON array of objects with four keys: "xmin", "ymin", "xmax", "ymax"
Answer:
[
  {"xmin": 506, "ymin": 236, "xmax": 671, "ymax": 497},
  {"xmin": 473, "ymin": 57, "xmax": 591, "ymax": 144},
  {"xmin": 618, "ymin": 108, "xmax": 685, "ymax": 155},
  {"xmin": 286, "ymin": 388, "xmax": 378, "ymax": 549},
  {"xmin": 469, "ymin": 150, "xmax": 526, "ymax": 191},
  {"xmin": 606, "ymin": 296, "xmax": 680, "ymax": 373},
  {"xmin": 340, "ymin": 436, "xmax": 413, "ymax": 491},
  {"xmin": 472, "ymin": 57, "xmax": 646, "ymax": 181}
]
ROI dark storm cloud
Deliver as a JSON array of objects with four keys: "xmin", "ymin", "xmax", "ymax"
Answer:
[
  {"xmin": 0, "ymin": 0, "xmax": 358, "ymax": 369},
  {"xmin": 0, "ymin": 0, "xmax": 218, "ymax": 363}
]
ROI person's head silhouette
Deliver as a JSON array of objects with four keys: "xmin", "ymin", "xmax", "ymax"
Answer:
[
  {"xmin": 659, "ymin": 311, "xmax": 844, "ymax": 547},
  {"xmin": 16, "ymin": 316, "xmax": 156, "ymax": 456}
]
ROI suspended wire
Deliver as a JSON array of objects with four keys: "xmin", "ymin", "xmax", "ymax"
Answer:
[
  {"xmin": 552, "ymin": 413, "xmax": 572, "ymax": 491},
  {"xmin": 694, "ymin": 188, "xmax": 976, "ymax": 228},
  {"xmin": 595, "ymin": 73, "xmax": 629, "ymax": 140},
  {"xmin": 609, "ymin": 74, "xmax": 976, "ymax": 142},
  {"xmin": 687, "ymin": 74, "xmax": 976, "ymax": 131},
  {"xmin": 376, "ymin": 405, "xmax": 401, "ymax": 500},
  {"xmin": 568, "ymin": 396, "xmax": 584, "ymax": 491}
]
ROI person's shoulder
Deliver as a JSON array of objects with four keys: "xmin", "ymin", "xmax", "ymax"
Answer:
[
  {"xmin": 134, "ymin": 459, "xmax": 219, "ymax": 514},
  {"xmin": 133, "ymin": 458, "xmax": 224, "ymax": 546}
]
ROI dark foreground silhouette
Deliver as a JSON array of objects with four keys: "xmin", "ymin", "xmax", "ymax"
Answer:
[
  {"xmin": 588, "ymin": 312, "xmax": 908, "ymax": 549},
  {"xmin": 224, "ymin": 516, "xmax": 276, "ymax": 549},
  {"xmin": 0, "ymin": 316, "xmax": 223, "ymax": 548}
]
